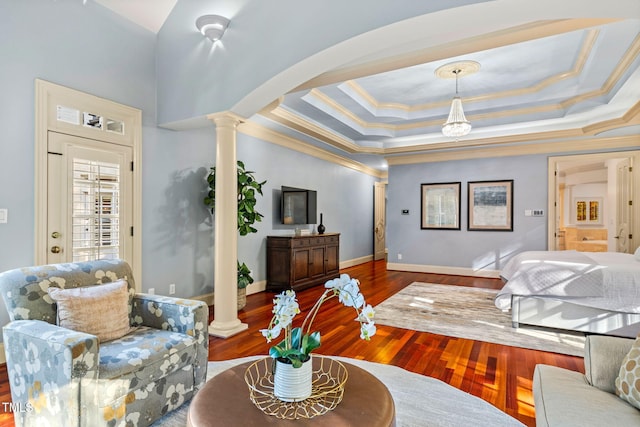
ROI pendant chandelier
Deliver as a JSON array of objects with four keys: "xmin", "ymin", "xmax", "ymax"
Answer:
[
  {"xmin": 436, "ymin": 61, "xmax": 479, "ymax": 139},
  {"xmin": 442, "ymin": 70, "xmax": 471, "ymax": 137}
]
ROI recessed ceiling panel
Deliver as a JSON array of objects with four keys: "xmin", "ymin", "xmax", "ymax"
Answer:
[{"xmin": 259, "ymin": 19, "xmax": 639, "ymax": 169}]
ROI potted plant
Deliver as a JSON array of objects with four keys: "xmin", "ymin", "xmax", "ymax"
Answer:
[
  {"xmin": 204, "ymin": 160, "xmax": 266, "ymax": 309},
  {"xmin": 236, "ymin": 261, "xmax": 253, "ymax": 310},
  {"xmin": 260, "ymin": 274, "xmax": 376, "ymax": 401}
]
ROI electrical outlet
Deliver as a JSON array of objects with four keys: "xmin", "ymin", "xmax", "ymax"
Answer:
[
  {"xmin": 148, "ymin": 288, "xmax": 155, "ymax": 295},
  {"xmin": 169, "ymin": 284, "xmax": 176, "ymax": 295},
  {"xmin": 398, "ymin": 253, "xmax": 403, "ymax": 260}
]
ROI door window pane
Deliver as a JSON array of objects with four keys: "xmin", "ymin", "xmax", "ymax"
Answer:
[{"xmin": 72, "ymin": 159, "xmax": 120, "ymax": 261}]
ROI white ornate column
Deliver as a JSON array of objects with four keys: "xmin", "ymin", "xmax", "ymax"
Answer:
[{"xmin": 208, "ymin": 113, "xmax": 248, "ymax": 338}]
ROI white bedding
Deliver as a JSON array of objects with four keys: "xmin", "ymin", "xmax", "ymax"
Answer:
[{"xmin": 495, "ymin": 250, "xmax": 640, "ymax": 313}]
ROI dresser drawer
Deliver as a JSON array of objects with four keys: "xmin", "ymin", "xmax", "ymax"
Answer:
[
  {"xmin": 293, "ymin": 238, "xmax": 311, "ymax": 247},
  {"xmin": 324, "ymin": 235, "xmax": 339, "ymax": 244}
]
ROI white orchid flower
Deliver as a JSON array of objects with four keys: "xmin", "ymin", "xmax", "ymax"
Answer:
[
  {"xmin": 358, "ymin": 304, "xmax": 375, "ymax": 323},
  {"xmin": 360, "ymin": 322, "xmax": 377, "ymax": 340}
]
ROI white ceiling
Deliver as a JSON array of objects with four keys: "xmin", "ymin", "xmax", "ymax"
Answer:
[
  {"xmin": 94, "ymin": 0, "xmax": 177, "ymax": 33},
  {"xmin": 95, "ymin": 2, "xmax": 640, "ymax": 171},
  {"xmin": 272, "ymin": 19, "xmax": 639, "ymax": 155}
]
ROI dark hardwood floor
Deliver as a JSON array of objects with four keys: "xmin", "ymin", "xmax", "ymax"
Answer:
[{"xmin": 0, "ymin": 260, "xmax": 583, "ymax": 426}]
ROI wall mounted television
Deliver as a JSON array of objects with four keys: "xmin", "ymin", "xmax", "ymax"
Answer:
[{"xmin": 281, "ymin": 186, "xmax": 317, "ymax": 225}]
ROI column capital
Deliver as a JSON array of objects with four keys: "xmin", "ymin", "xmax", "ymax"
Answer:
[{"xmin": 206, "ymin": 111, "xmax": 246, "ymax": 128}]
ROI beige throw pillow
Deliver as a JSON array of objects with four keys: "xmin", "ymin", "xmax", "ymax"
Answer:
[
  {"xmin": 615, "ymin": 336, "xmax": 640, "ymax": 409},
  {"xmin": 47, "ymin": 279, "xmax": 131, "ymax": 342}
]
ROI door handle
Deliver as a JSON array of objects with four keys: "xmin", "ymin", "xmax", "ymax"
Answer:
[{"xmin": 50, "ymin": 246, "xmax": 62, "ymax": 254}]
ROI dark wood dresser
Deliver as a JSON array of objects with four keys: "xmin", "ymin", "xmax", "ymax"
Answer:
[{"xmin": 266, "ymin": 233, "xmax": 340, "ymax": 292}]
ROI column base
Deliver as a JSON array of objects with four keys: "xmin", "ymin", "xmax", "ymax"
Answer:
[{"xmin": 208, "ymin": 319, "xmax": 248, "ymax": 338}]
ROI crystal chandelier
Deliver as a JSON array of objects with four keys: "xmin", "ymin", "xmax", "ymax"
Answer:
[{"xmin": 442, "ymin": 69, "xmax": 471, "ymax": 138}]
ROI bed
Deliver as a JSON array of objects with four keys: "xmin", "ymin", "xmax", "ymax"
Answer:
[{"xmin": 496, "ymin": 249, "xmax": 640, "ymax": 338}]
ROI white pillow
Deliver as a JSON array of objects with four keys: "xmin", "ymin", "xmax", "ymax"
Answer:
[
  {"xmin": 634, "ymin": 246, "xmax": 640, "ymax": 261},
  {"xmin": 47, "ymin": 279, "xmax": 132, "ymax": 342}
]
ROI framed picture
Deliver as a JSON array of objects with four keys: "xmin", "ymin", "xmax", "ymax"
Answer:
[
  {"xmin": 573, "ymin": 197, "xmax": 602, "ymax": 224},
  {"xmin": 468, "ymin": 180, "xmax": 513, "ymax": 231},
  {"xmin": 420, "ymin": 182, "xmax": 461, "ymax": 230}
]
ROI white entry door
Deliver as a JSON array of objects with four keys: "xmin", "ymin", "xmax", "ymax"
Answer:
[
  {"xmin": 373, "ymin": 182, "xmax": 386, "ymax": 261},
  {"xmin": 47, "ymin": 132, "xmax": 133, "ymax": 264},
  {"xmin": 616, "ymin": 158, "xmax": 633, "ymax": 253}
]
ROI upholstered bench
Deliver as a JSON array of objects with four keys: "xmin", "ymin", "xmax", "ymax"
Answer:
[{"xmin": 159, "ymin": 356, "xmax": 525, "ymax": 426}]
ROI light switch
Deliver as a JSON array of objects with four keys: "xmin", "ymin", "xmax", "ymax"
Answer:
[{"xmin": 0, "ymin": 209, "xmax": 7, "ymax": 223}]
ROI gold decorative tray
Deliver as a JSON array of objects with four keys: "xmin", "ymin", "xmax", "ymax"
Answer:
[{"xmin": 244, "ymin": 356, "xmax": 348, "ymax": 419}]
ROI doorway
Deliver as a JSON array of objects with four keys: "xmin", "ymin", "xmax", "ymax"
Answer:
[
  {"xmin": 373, "ymin": 182, "xmax": 386, "ymax": 261},
  {"xmin": 34, "ymin": 80, "xmax": 142, "ymax": 286},
  {"xmin": 548, "ymin": 151, "xmax": 637, "ymax": 253},
  {"xmin": 47, "ymin": 132, "xmax": 133, "ymax": 264}
]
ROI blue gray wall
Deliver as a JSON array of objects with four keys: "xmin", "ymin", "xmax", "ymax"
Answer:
[
  {"xmin": 156, "ymin": 0, "xmax": 487, "ymax": 123},
  {"xmin": 142, "ymin": 129, "xmax": 378, "ymax": 299},
  {"xmin": 0, "ymin": 1, "xmax": 215, "ymax": 329},
  {"xmin": 0, "ymin": 1, "xmax": 378, "ymax": 334},
  {"xmin": 0, "ymin": 0, "xmax": 154, "ymax": 273},
  {"xmin": 235, "ymin": 134, "xmax": 377, "ymax": 284},
  {"xmin": 387, "ymin": 155, "xmax": 549, "ymax": 272}
]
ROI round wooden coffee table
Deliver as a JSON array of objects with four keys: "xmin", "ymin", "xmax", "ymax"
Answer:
[{"xmin": 187, "ymin": 357, "xmax": 396, "ymax": 426}]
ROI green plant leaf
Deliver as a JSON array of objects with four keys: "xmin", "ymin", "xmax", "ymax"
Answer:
[
  {"xmin": 204, "ymin": 160, "xmax": 266, "ymax": 235},
  {"xmin": 288, "ymin": 355, "xmax": 304, "ymax": 368},
  {"xmin": 290, "ymin": 327, "xmax": 302, "ymax": 349},
  {"xmin": 301, "ymin": 331, "xmax": 321, "ymax": 354}
]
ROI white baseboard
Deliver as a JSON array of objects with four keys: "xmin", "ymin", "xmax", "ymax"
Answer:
[
  {"xmin": 192, "ymin": 279, "xmax": 267, "ymax": 306},
  {"xmin": 247, "ymin": 280, "xmax": 267, "ymax": 295},
  {"xmin": 386, "ymin": 262, "xmax": 501, "ymax": 278},
  {"xmin": 195, "ymin": 256, "xmax": 375, "ymax": 306},
  {"xmin": 340, "ymin": 255, "xmax": 373, "ymax": 269}
]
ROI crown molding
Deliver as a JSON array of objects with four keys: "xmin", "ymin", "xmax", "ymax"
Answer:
[
  {"xmin": 260, "ymin": 103, "xmax": 381, "ymax": 154},
  {"xmin": 583, "ymin": 100, "xmax": 640, "ymax": 134},
  {"xmin": 294, "ymin": 19, "xmax": 618, "ymax": 92},
  {"xmin": 343, "ymin": 29, "xmax": 600, "ymax": 114},
  {"xmin": 206, "ymin": 111, "xmax": 246, "ymax": 125},
  {"xmin": 301, "ymin": 29, "xmax": 637, "ymax": 137},
  {"xmin": 386, "ymin": 134, "xmax": 640, "ymax": 165},
  {"xmin": 238, "ymin": 113, "xmax": 638, "ymax": 175},
  {"xmin": 261, "ymin": 97, "xmax": 639, "ymax": 158},
  {"xmin": 238, "ymin": 120, "xmax": 387, "ymax": 179}
]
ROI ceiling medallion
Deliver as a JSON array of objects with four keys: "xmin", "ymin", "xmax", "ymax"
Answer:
[{"xmin": 436, "ymin": 61, "xmax": 480, "ymax": 139}]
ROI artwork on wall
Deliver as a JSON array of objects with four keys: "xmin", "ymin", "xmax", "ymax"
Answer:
[
  {"xmin": 573, "ymin": 197, "xmax": 602, "ymax": 224},
  {"xmin": 468, "ymin": 180, "xmax": 514, "ymax": 231},
  {"xmin": 420, "ymin": 182, "xmax": 461, "ymax": 230}
]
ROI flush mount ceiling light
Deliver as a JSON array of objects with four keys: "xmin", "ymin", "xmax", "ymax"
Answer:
[
  {"xmin": 196, "ymin": 14, "xmax": 230, "ymax": 42},
  {"xmin": 436, "ymin": 61, "xmax": 480, "ymax": 139}
]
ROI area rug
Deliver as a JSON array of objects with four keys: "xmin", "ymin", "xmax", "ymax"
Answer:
[
  {"xmin": 373, "ymin": 282, "xmax": 585, "ymax": 357},
  {"xmin": 153, "ymin": 356, "xmax": 524, "ymax": 426}
]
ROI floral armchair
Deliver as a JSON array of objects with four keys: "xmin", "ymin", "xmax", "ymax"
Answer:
[{"xmin": 0, "ymin": 259, "xmax": 208, "ymax": 427}]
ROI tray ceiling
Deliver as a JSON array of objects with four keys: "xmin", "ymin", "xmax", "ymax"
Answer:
[
  {"xmin": 258, "ymin": 19, "xmax": 640, "ymax": 169},
  {"xmin": 95, "ymin": 2, "xmax": 640, "ymax": 170}
]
